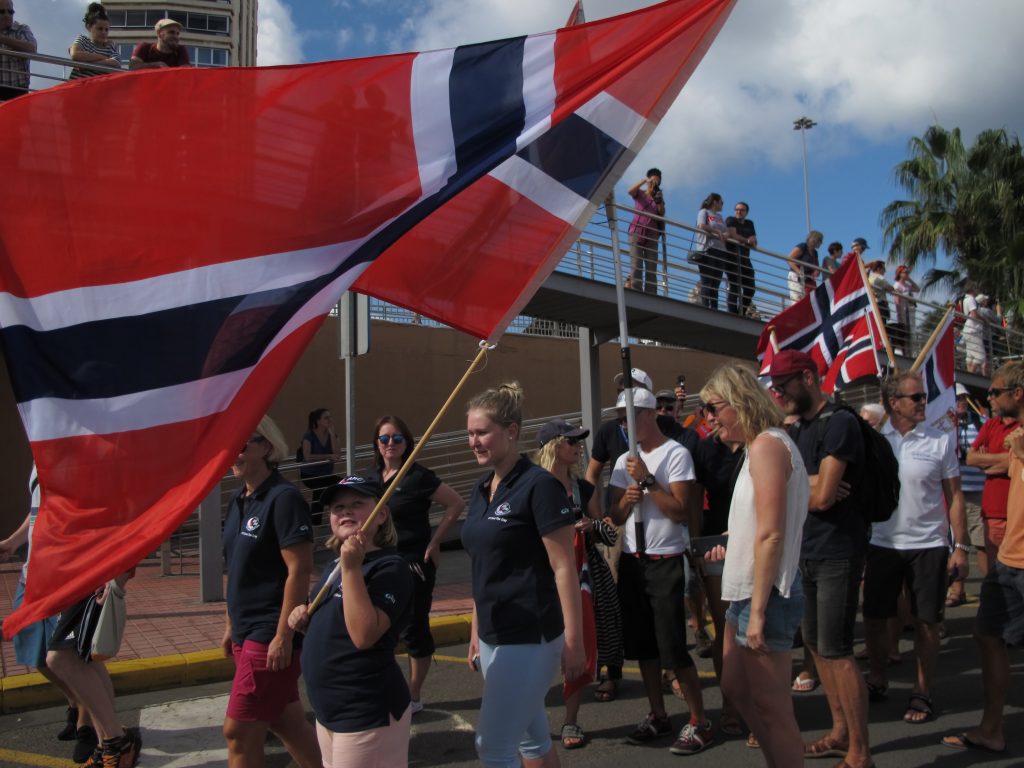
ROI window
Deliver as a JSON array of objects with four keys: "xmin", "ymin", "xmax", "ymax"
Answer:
[
  {"xmin": 107, "ymin": 9, "xmax": 230, "ymax": 36},
  {"xmin": 188, "ymin": 46, "xmax": 229, "ymax": 67}
]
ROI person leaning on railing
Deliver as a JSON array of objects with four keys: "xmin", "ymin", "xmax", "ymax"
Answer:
[
  {"xmin": 0, "ymin": 0, "xmax": 36, "ymax": 101},
  {"xmin": 786, "ymin": 231, "xmax": 822, "ymax": 305},
  {"xmin": 69, "ymin": 4, "xmax": 121, "ymax": 80}
]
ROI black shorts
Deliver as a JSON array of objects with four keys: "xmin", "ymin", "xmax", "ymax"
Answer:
[
  {"xmin": 47, "ymin": 595, "xmax": 96, "ymax": 654},
  {"xmin": 862, "ymin": 544, "xmax": 948, "ymax": 625},
  {"xmin": 976, "ymin": 561, "xmax": 1024, "ymax": 647},
  {"xmin": 399, "ymin": 551, "xmax": 436, "ymax": 658},
  {"xmin": 617, "ymin": 553, "xmax": 693, "ymax": 669},
  {"xmin": 801, "ymin": 556, "xmax": 862, "ymax": 659}
]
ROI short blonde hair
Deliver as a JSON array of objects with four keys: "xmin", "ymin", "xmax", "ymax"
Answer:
[
  {"xmin": 255, "ymin": 415, "xmax": 289, "ymax": 468},
  {"xmin": 699, "ymin": 363, "xmax": 783, "ymax": 442}
]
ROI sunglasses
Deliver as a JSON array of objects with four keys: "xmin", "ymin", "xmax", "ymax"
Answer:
[
  {"xmin": 895, "ymin": 393, "xmax": 927, "ymax": 403},
  {"xmin": 241, "ymin": 435, "xmax": 266, "ymax": 453},
  {"xmin": 562, "ymin": 436, "xmax": 581, "ymax": 446},
  {"xmin": 704, "ymin": 401, "xmax": 730, "ymax": 416},
  {"xmin": 377, "ymin": 434, "xmax": 406, "ymax": 445},
  {"xmin": 0, "ymin": 10, "xmax": 14, "ymax": 15},
  {"xmin": 988, "ymin": 387, "xmax": 1014, "ymax": 398}
]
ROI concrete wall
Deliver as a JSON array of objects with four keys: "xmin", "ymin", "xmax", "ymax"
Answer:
[{"xmin": 0, "ymin": 320, "xmax": 745, "ymax": 534}]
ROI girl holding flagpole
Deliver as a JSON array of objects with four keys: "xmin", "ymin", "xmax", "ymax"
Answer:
[{"xmin": 462, "ymin": 383, "xmax": 585, "ymax": 767}]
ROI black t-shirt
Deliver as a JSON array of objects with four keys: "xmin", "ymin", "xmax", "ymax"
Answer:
[
  {"xmin": 301, "ymin": 549, "xmax": 413, "ymax": 732},
  {"xmin": 792, "ymin": 406, "xmax": 867, "ymax": 559},
  {"xmin": 591, "ymin": 415, "xmax": 698, "ymax": 466},
  {"xmin": 363, "ymin": 462, "xmax": 442, "ymax": 555},
  {"xmin": 725, "ymin": 216, "xmax": 756, "ymax": 257},
  {"xmin": 693, "ymin": 435, "xmax": 744, "ymax": 536},
  {"xmin": 461, "ymin": 455, "xmax": 574, "ymax": 645},
  {"xmin": 223, "ymin": 472, "xmax": 314, "ymax": 644},
  {"xmin": 793, "ymin": 241, "xmax": 820, "ymax": 281}
]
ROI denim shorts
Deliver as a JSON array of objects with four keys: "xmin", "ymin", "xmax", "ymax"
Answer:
[
  {"xmin": 976, "ymin": 561, "xmax": 1024, "ymax": 647},
  {"xmin": 726, "ymin": 579, "xmax": 804, "ymax": 653},
  {"xmin": 801, "ymin": 556, "xmax": 863, "ymax": 658}
]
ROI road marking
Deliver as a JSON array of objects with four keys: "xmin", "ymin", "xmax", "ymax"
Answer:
[{"xmin": 0, "ymin": 748, "xmax": 76, "ymax": 767}]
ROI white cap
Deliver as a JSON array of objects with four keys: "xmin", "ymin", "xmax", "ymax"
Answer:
[
  {"xmin": 955, "ymin": 383, "xmax": 969, "ymax": 397},
  {"xmin": 613, "ymin": 367, "xmax": 653, "ymax": 391},
  {"xmin": 616, "ymin": 388, "xmax": 657, "ymax": 410}
]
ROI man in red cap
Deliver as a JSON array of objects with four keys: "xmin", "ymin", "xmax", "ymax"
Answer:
[{"xmin": 770, "ymin": 350, "xmax": 873, "ymax": 768}]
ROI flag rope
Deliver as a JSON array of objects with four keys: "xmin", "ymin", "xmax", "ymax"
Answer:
[{"xmin": 308, "ymin": 339, "xmax": 494, "ymax": 615}]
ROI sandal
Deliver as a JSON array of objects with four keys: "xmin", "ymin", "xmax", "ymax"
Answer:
[
  {"xmin": 945, "ymin": 591, "xmax": 966, "ymax": 608},
  {"xmin": 803, "ymin": 735, "xmax": 848, "ymax": 759},
  {"xmin": 792, "ymin": 672, "xmax": 818, "ymax": 692},
  {"xmin": 662, "ymin": 671, "xmax": 686, "ymax": 700},
  {"xmin": 904, "ymin": 693, "xmax": 935, "ymax": 724},
  {"xmin": 746, "ymin": 732, "xmax": 760, "ymax": 749},
  {"xmin": 560, "ymin": 723, "xmax": 586, "ymax": 749},
  {"xmin": 593, "ymin": 677, "xmax": 617, "ymax": 703},
  {"xmin": 719, "ymin": 711, "xmax": 744, "ymax": 737}
]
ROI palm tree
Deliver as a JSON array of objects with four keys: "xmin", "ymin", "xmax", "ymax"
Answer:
[{"xmin": 881, "ymin": 126, "xmax": 1024, "ymax": 320}]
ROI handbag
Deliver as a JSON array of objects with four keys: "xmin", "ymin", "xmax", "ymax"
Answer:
[
  {"xmin": 687, "ymin": 249, "xmax": 707, "ymax": 264},
  {"xmin": 90, "ymin": 580, "xmax": 127, "ymax": 662}
]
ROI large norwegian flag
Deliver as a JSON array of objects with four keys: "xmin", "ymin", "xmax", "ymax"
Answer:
[
  {"xmin": 821, "ymin": 313, "xmax": 882, "ymax": 394},
  {"xmin": 0, "ymin": 0, "xmax": 735, "ymax": 636},
  {"xmin": 756, "ymin": 254, "xmax": 873, "ymax": 377},
  {"xmin": 917, "ymin": 312, "xmax": 957, "ymax": 433}
]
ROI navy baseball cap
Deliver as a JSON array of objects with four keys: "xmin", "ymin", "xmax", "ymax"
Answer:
[{"xmin": 321, "ymin": 476, "xmax": 383, "ymax": 507}]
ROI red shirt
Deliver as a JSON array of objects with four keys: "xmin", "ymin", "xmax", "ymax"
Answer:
[
  {"xmin": 132, "ymin": 42, "xmax": 191, "ymax": 68},
  {"xmin": 973, "ymin": 417, "xmax": 1019, "ymax": 519}
]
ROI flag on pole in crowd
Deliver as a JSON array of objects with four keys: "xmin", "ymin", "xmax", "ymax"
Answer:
[
  {"xmin": 566, "ymin": 0, "xmax": 587, "ymax": 26},
  {"xmin": 821, "ymin": 313, "xmax": 882, "ymax": 394},
  {"xmin": 912, "ymin": 310, "xmax": 957, "ymax": 434},
  {"xmin": 0, "ymin": 0, "xmax": 735, "ymax": 637},
  {"xmin": 758, "ymin": 326, "xmax": 778, "ymax": 385},
  {"xmin": 756, "ymin": 254, "xmax": 874, "ymax": 378}
]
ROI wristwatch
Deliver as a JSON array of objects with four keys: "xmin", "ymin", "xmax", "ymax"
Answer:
[
  {"xmin": 953, "ymin": 542, "xmax": 974, "ymax": 554},
  {"xmin": 640, "ymin": 474, "xmax": 656, "ymax": 489}
]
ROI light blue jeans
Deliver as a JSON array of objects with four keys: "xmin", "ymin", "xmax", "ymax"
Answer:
[{"xmin": 476, "ymin": 634, "xmax": 564, "ymax": 767}]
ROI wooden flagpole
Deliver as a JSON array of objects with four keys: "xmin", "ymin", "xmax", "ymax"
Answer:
[
  {"xmin": 856, "ymin": 255, "xmax": 897, "ymax": 368},
  {"xmin": 768, "ymin": 327, "xmax": 779, "ymax": 353},
  {"xmin": 308, "ymin": 340, "xmax": 494, "ymax": 615},
  {"xmin": 908, "ymin": 306, "xmax": 953, "ymax": 374}
]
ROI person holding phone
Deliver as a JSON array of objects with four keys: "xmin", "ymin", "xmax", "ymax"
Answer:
[
  {"xmin": 863, "ymin": 373, "xmax": 968, "ymax": 725},
  {"xmin": 699, "ymin": 364, "xmax": 808, "ymax": 766}
]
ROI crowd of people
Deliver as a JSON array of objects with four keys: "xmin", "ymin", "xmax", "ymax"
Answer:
[{"xmin": 0, "ymin": 1, "xmax": 191, "ymax": 103}]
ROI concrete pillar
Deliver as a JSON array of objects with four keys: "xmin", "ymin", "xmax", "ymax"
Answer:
[{"xmin": 578, "ymin": 325, "xmax": 601, "ymax": 437}]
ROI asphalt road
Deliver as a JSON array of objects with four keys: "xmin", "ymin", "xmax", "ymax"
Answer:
[{"xmin": 2, "ymin": 592, "xmax": 1023, "ymax": 767}]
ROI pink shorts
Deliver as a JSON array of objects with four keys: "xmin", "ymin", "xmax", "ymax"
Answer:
[{"xmin": 227, "ymin": 640, "xmax": 301, "ymax": 722}]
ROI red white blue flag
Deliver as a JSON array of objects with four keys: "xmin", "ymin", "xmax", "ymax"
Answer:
[
  {"xmin": 757, "ymin": 254, "xmax": 874, "ymax": 378},
  {"xmin": 0, "ymin": 0, "xmax": 735, "ymax": 636},
  {"xmin": 918, "ymin": 312, "xmax": 957, "ymax": 433},
  {"xmin": 821, "ymin": 313, "xmax": 882, "ymax": 394}
]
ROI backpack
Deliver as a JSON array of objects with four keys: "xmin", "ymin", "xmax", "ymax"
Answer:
[{"xmin": 793, "ymin": 404, "xmax": 901, "ymax": 524}]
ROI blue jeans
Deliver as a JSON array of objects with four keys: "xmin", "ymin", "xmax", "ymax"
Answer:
[
  {"xmin": 476, "ymin": 635, "xmax": 563, "ymax": 767},
  {"xmin": 727, "ymin": 579, "xmax": 804, "ymax": 652}
]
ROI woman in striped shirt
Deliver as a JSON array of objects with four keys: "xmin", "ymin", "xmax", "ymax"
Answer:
[{"xmin": 69, "ymin": 3, "xmax": 120, "ymax": 79}]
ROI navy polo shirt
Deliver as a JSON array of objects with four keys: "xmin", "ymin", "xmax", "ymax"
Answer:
[
  {"xmin": 223, "ymin": 471, "xmax": 314, "ymax": 644},
  {"xmin": 301, "ymin": 549, "xmax": 413, "ymax": 732},
  {"xmin": 364, "ymin": 462, "xmax": 442, "ymax": 556},
  {"xmin": 461, "ymin": 455, "xmax": 574, "ymax": 645},
  {"xmin": 792, "ymin": 406, "xmax": 867, "ymax": 559}
]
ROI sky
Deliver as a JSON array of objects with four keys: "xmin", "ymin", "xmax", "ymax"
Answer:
[{"xmin": 18, "ymin": 0, "xmax": 1024, "ymax": 301}]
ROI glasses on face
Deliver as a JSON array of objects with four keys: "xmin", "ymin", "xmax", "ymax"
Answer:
[
  {"xmin": 896, "ymin": 392, "xmax": 927, "ymax": 403},
  {"xmin": 0, "ymin": 9, "xmax": 14, "ymax": 14},
  {"xmin": 704, "ymin": 400, "xmax": 730, "ymax": 416},
  {"xmin": 241, "ymin": 435, "xmax": 265, "ymax": 453},
  {"xmin": 769, "ymin": 373, "xmax": 800, "ymax": 394},
  {"xmin": 377, "ymin": 434, "xmax": 405, "ymax": 445},
  {"xmin": 561, "ymin": 436, "xmax": 581, "ymax": 446},
  {"xmin": 988, "ymin": 387, "xmax": 1014, "ymax": 398},
  {"xmin": 656, "ymin": 401, "xmax": 674, "ymax": 411}
]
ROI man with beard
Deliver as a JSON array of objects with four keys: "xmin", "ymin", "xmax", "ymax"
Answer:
[
  {"xmin": 769, "ymin": 350, "xmax": 872, "ymax": 768},
  {"xmin": 130, "ymin": 18, "xmax": 191, "ymax": 69}
]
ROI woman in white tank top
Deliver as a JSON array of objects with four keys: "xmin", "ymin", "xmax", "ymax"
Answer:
[{"xmin": 699, "ymin": 364, "xmax": 809, "ymax": 767}]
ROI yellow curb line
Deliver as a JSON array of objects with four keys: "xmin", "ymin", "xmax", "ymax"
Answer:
[
  {"xmin": 0, "ymin": 747, "xmax": 76, "ymax": 767},
  {"xmin": 0, "ymin": 613, "xmax": 474, "ymax": 714}
]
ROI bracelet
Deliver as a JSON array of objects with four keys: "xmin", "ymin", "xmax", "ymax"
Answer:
[{"xmin": 953, "ymin": 542, "xmax": 974, "ymax": 554}]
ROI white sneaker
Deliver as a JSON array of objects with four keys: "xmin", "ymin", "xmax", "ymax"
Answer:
[{"xmin": 410, "ymin": 699, "xmax": 424, "ymax": 715}]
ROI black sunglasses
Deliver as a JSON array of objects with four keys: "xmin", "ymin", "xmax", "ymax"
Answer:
[
  {"xmin": 562, "ymin": 436, "xmax": 581, "ymax": 446},
  {"xmin": 704, "ymin": 401, "xmax": 730, "ymax": 416},
  {"xmin": 988, "ymin": 387, "xmax": 1017, "ymax": 397},
  {"xmin": 377, "ymin": 434, "xmax": 406, "ymax": 445},
  {"xmin": 895, "ymin": 393, "xmax": 927, "ymax": 403}
]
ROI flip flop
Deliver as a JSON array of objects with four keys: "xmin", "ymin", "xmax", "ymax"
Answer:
[
  {"xmin": 904, "ymin": 693, "xmax": 935, "ymax": 724},
  {"xmin": 593, "ymin": 677, "xmax": 617, "ymax": 702},
  {"xmin": 941, "ymin": 732, "xmax": 1005, "ymax": 754},
  {"xmin": 803, "ymin": 735, "xmax": 848, "ymax": 759},
  {"xmin": 561, "ymin": 723, "xmax": 586, "ymax": 749},
  {"xmin": 792, "ymin": 673, "xmax": 818, "ymax": 692}
]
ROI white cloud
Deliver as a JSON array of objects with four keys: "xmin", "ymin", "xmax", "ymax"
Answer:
[
  {"xmin": 257, "ymin": 0, "xmax": 303, "ymax": 66},
  {"xmin": 336, "ymin": 27, "xmax": 353, "ymax": 51},
  {"xmin": 362, "ymin": 23, "xmax": 378, "ymax": 45}
]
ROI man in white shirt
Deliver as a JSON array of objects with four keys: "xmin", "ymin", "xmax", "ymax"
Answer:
[
  {"xmin": 609, "ymin": 389, "xmax": 711, "ymax": 755},
  {"xmin": 863, "ymin": 372, "xmax": 969, "ymax": 724}
]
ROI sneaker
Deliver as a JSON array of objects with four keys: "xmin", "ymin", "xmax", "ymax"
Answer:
[
  {"xmin": 627, "ymin": 712, "xmax": 672, "ymax": 744},
  {"xmin": 100, "ymin": 727, "xmax": 142, "ymax": 768},
  {"xmin": 58, "ymin": 706, "xmax": 79, "ymax": 741},
  {"xmin": 669, "ymin": 720, "xmax": 714, "ymax": 755},
  {"xmin": 73, "ymin": 726, "xmax": 99, "ymax": 763},
  {"xmin": 410, "ymin": 699, "xmax": 424, "ymax": 715},
  {"xmin": 695, "ymin": 629, "xmax": 714, "ymax": 659}
]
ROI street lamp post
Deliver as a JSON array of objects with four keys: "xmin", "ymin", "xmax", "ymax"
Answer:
[{"xmin": 793, "ymin": 116, "xmax": 817, "ymax": 233}]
